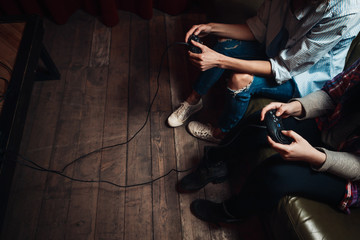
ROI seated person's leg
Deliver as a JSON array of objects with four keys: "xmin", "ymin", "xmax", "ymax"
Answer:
[
  {"xmin": 224, "ymin": 155, "xmax": 347, "ymax": 218},
  {"xmin": 217, "ymin": 75, "xmax": 299, "ymax": 134},
  {"xmin": 193, "ymin": 39, "xmax": 266, "ymax": 97},
  {"xmin": 217, "ymin": 73, "xmax": 255, "ymax": 134},
  {"xmin": 168, "ymin": 40, "xmax": 265, "ymax": 128},
  {"xmin": 177, "ymin": 122, "xmax": 271, "ymax": 192},
  {"xmin": 189, "ymin": 155, "xmax": 347, "ymax": 224},
  {"xmin": 178, "ymin": 116, "xmax": 323, "ymax": 192}
]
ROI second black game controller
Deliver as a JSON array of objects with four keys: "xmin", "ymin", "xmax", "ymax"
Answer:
[
  {"xmin": 187, "ymin": 34, "xmax": 202, "ymax": 53},
  {"xmin": 264, "ymin": 109, "xmax": 293, "ymax": 144}
]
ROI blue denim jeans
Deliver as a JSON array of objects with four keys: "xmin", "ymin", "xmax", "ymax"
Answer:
[{"xmin": 193, "ymin": 39, "xmax": 300, "ymax": 132}]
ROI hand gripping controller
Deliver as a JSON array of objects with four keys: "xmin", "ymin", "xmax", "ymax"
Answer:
[
  {"xmin": 264, "ymin": 109, "xmax": 293, "ymax": 144},
  {"xmin": 187, "ymin": 34, "xmax": 202, "ymax": 53}
]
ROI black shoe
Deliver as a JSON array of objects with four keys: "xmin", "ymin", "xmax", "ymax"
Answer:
[
  {"xmin": 190, "ymin": 199, "xmax": 243, "ymax": 224},
  {"xmin": 177, "ymin": 159, "xmax": 228, "ymax": 192}
]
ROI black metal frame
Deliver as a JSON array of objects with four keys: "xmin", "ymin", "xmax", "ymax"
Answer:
[{"xmin": 0, "ymin": 14, "xmax": 60, "ymax": 233}]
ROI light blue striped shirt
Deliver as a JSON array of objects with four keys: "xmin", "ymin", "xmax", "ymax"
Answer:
[{"xmin": 247, "ymin": 0, "xmax": 360, "ymax": 96}]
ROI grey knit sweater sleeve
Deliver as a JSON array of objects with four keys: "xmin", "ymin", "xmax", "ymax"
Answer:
[
  {"xmin": 315, "ymin": 148, "xmax": 360, "ymax": 181},
  {"xmin": 292, "ymin": 90, "xmax": 335, "ymax": 119},
  {"xmin": 291, "ymin": 90, "xmax": 360, "ymax": 181}
]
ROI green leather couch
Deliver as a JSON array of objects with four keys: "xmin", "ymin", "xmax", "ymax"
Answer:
[{"xmin": 197, "ymin": 0, "xmax": 360, "ymax": 239}]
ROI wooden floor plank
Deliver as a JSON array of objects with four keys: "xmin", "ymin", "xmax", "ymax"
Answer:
[
  {"xmin": 65, "ymin": 67, "xmax": 108, "ymax": 239},
  {"xmin": 150, "ymin": 10, "xmax": 182, "ymax": 240},
  {"xmin": 0, "ymin": 14, "xmax": 78, "ymax": 240},
  {"xmin": 151, "ymin": 112, "xmax": 183, "ymax": 240},
  {"xmin": 89, "ymin": 19, "xmax": 111, "ymax": 67},
  {"xmin": 124, "ymin": 13, "xmax": 153, "ymax": 240},
  {"xmin": 94, "ymin": 10, "xmax": 131, "ymax": 240},
  {"xmin": 165, "ymin": 13, "xmax": 212, "ymax": 240},
  {"xmin": 149, "ymin": 11, "xmax": 171, "ymax": 112},
  {"xmin": 35, "ymin": 12, "xmax": 95, "ymax": 240},
  {"xmin": 35, "ymin": 72, "xmax": 83, "ymax": 240},
  {"xmin": 64, "ymin": 16, "xmax": 111, "ymax": 238}
]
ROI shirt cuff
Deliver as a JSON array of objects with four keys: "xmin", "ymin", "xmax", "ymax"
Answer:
[
  {"xmin": 269, "ymin": 58, "xmax": 292, "ymax": 84},
  {"xmin": 311, "ymin": 147, "xmax": 328, "ymax": 172}
]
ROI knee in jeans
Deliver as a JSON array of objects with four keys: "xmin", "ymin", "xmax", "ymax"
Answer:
[
  {"xmin": 218, "ymin": 37, "xmax": 231, "ymax": 42},
  {"xmin": 216, "ymin": 38, "xmax": 239, "ymax": 51},
  {"xmin": 228, "ymin": 73, "xmax": 254, "ymax": 91}
]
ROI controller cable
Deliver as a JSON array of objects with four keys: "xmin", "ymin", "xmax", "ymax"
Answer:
[
  {"xmin": 0, "ymin": 60, "xmax": 13, "ymax": 75},
  {"xmin": 2, "ymin": 41, "xmax": 196, "ymax": 188}
]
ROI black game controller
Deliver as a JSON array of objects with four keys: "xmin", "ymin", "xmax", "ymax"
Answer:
[
  {"xmin": 187, "ymin": 34, "xmax": 203, "ymax": 53},
  {"xmin": 264, "ymin": 109, "xmax": 293, "ymax": 144}
]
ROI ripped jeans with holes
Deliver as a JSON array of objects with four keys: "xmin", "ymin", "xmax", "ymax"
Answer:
[{"xmin": 192, "ymin": 39, "xmax": 300, "ymax": 133}]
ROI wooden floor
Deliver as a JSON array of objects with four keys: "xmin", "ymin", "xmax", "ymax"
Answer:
[{"xmin": 1, "ymin": 10, "xmax": 267, "ymax": 240}]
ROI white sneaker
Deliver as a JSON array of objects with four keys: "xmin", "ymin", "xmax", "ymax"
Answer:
[
  {"xmin": 168, "ymin": 99, "xmax": 203, "ymax": 127},
  {"xmin": 187, "ymin": 121, "xmax": 221, "ymax": 143}
]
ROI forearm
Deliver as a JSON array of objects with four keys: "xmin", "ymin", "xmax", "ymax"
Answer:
[
  {"xmin": 208, "ymin": 23, "xmax": 256, "ymax": 41},
  {"xmin": 218, "ymin": 55, "xmax": 273, "ymax": 77},
  {"xmin": 307, "ymin": 148, "xmax": 326, "ymax": 168},
  {"xmin": 293, "ymin": 91, "xmax": 334, "ymax": 119},
  {"xmin": 314, "ymin": 149, "xmax": 360, "ymax": 181}
]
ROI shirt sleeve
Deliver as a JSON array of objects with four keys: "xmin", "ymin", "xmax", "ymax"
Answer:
[
  {"xmin": 313, "ymin": 148, "xmax": 360, "ymax": 181},
  {"xmin": 271, "ymin": 11, "xmax": 360, "ymax": 83},
  {"xmin": 246, "ymin": 0, "xmax": 271, "ymax": 43},
  {"xmin": 291, "ymin": 90, "xmax": 335, "ymax": 119}
]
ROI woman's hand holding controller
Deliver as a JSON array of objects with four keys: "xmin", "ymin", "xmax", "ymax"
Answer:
[
  {"xmin": 267, "ymin": 131, "xmax": 326, "ymax": 167},
  {"xmin": 188, "ymin": 41, "xmax": 223, "ymax": 71},
  {"xmin": 260, "ymin": 101, "xmax": 304, "ymax": 121},
  {"xmin": 261, "ymin": 101, "xmax": 326, "ymax": 166},
  {"xmin": 184, "ymin": 24, "xmax": 224, "ymax": 71},
  {"xmin": 185, "ymin": 24, "xmax": 212, "ymax": 42}
]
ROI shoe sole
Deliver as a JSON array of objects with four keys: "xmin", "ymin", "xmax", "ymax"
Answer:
[{"xmin": 167, "ymin": 120, "xmax": 183, "ymax": 128}]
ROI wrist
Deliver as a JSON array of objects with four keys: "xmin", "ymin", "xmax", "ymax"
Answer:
[
  {"xmin": 309, "ymin": 149, "xmax": 326, "ymax": 168},
  {"xmin": 207, "ymin": 23, "xmax": 215, "ymax": 33},
  {"xmin": 217, "ymin": 54, "xmax": 231, "ymax": 69},
  {"xmin": 290, "ymin": 101, "xmax": 305, "ymax": 117}
]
